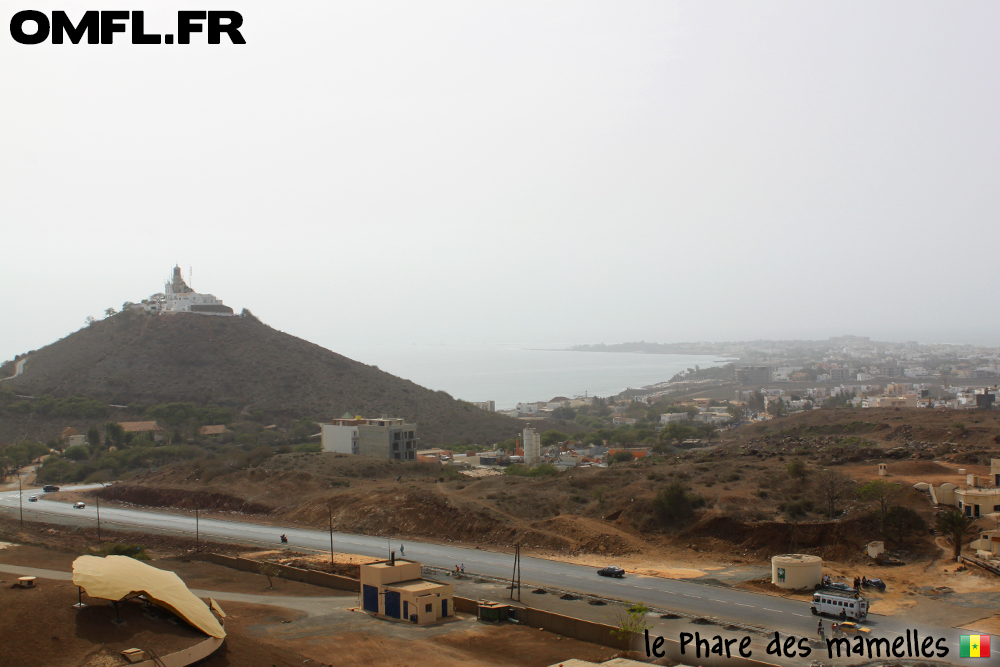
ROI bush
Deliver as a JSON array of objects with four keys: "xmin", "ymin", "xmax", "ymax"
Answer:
[
  {"xmin": 609, "ymin": 452, "xmax": 634, "ymax": 464},
  {"xmin": 504, "ymin": 463, "xmax": 559, "ymax": 477},
  {"xmin": 651, "ymin": 481, "xmax": 705, "ymax": 527},
  {"xmin": 94, "ymin": 542, "xmax": 150, "ymax": 560}
]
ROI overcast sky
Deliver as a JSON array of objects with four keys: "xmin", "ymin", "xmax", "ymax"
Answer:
[{"xmin": 2, "ymin": 1, "xmax": 998, "ymax": 364}]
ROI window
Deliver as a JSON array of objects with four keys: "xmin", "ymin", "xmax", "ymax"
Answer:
[
  {"xmin": 994, "ymin": 505, "xmax": 1000, "ymax": 512},
  {"xmin": 425, "ymin": 604, "xmax": 433, "ymax": 613}
]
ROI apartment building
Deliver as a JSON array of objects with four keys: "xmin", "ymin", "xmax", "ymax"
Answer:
[{"xmin": 321, "ymin": 416, "xmax": 418, "ymax": 460}]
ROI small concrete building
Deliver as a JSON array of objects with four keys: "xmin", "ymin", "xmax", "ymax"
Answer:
[
  {"xmin": 360, "ymin": 557, "xmax": 453, "ymax": 625},
  {"xmin": 771, "ymin": 554, "xmax": 822, "ymax": 589}
]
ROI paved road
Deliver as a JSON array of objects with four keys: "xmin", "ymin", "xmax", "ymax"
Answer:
[
  {"xmin": 0, "ymin": 484, "xmax": 987, "ymax": 664},
  {"xmin": 0, "ymin": 357, "xmax": 27, "ymax": 382}
]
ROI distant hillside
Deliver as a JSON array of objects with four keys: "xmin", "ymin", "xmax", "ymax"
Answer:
[{"xmin": 4, "ymin": 311, "xmax": 535, "ymax": 445}]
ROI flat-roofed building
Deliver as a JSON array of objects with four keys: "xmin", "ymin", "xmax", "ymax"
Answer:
[
  {"xmin": 360, "ymin": 557, "xmax": 454, "ymax": 625},
  {"xmin": 321, "ymin": 416, "xmax": 417, "ymax": 460}
]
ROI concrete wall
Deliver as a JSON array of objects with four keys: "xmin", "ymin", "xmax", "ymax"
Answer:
[
  {"xmin": 321, "ymin": 423, "xmax": 357, "ymax": 454},
  {"xmin": 193, "ymin": 553, "xmax": 360, "ymax": 592}
]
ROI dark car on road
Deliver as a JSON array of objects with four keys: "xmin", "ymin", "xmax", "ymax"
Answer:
[
  {"xmin": 597, "ymin": 566, "xmax": 625, "ymax": 578},
  {"xmin": 42, "ymin": 485, "xmax": 60, "ymax": 492}
]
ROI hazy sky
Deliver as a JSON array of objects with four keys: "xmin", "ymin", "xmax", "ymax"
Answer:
[{"xmin": 2, "ymin": 1, "xmax": 998, "ymax": 365}]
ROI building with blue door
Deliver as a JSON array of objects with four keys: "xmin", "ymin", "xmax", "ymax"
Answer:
[{"xmin": 359, "ymin": 556, "xmax": 454, "ymax": 625}]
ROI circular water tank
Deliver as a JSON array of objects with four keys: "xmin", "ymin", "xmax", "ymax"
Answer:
[
  {"xmin": 913, "ymin": 482, "xmax": 930, "ymax": 491},
  {"xmin": 771, "ymin": 554, "xmax": 822, "ymax": 589}
]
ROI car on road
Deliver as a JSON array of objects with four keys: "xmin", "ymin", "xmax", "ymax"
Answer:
[
  {"xmin": 43, "ymin": 485, "xmax": 60, "ymax": 492},
  {"xmin": 836, "ymin": 622, "xmax": 871, "ymax": 635},
  {"xmin": 597, "ymin": 566, "xmax": 625, "ymax": 578},
  {"xmin": 73, "ymin": 502, "xmax": 86, "ymax": 509},
  {"xmin": 28, "ymin": 495, "xmax": 38, "ymax": 502}
]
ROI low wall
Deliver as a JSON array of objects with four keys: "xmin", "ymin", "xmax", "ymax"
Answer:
[{"xmin": 192, "ymin": 553, "xmax": 359, "ymax": 593}]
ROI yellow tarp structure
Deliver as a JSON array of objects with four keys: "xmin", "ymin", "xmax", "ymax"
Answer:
[{"xmin": 72, "ymin": 555, "xmax": 226, "ymax": 638}]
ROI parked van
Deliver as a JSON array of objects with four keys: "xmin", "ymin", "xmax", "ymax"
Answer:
[{"xmin": 811, "ymin": 590, "xmax": 868, "ymax": 620}]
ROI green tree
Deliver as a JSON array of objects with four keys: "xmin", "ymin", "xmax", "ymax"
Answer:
[
  {"xmin": 699, "ymin": 423, "xmax": 718, "ymax": 443},
  {"xmin": 87, "ymin": 425, "xmax": 101, "ymax": 447},
  {"xmin": 610, "ymin": 601, "xmax": 651, "ymax": 649},
  {"xmin": 609, "ymin": 451, "xmax": 634, "ymax": 464},
  {"xmin": 652, "ymin": 481, "xmax": 704, "ymax": 527},
  {"xmin": 659, "ymin": 422, "xmax": 698, "ymax": 444},
  {"xmin": 856, "ymin": 480, "xmax": 902, "ymax": 533},
  {"xmin": 934, "ymin": 510, "xmax": 978, "ymax": 561},
  {"xmin": 883, "ymin": 505, "xmax": 926, "ymax": 546},
  {"xmin": 767, "ymin": 398, "xmax": 787, "ymax": 417},
  {"xmin": 785, "ymin": 459, "xmax": 809, "ymax": 480},
  {"xmin": 104, "ymin": 422, "xmax": 125, "ymax": 449},
  {"xmin": 541, "ymin": 430, "xmax": 569, "ymax": 447},
  {"xmin": 63, "ymin": 445, "xmax": 91, "ymax": 462}
]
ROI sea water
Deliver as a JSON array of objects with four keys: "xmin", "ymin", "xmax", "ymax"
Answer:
[{"xmin": 334, "ymin": 344, "xmax": 725, "ymax": 409}]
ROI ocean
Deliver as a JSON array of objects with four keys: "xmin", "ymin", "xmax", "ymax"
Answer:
[{"xmin": 333, "ymin": 344, "xmax": 726, "ymax": 409}]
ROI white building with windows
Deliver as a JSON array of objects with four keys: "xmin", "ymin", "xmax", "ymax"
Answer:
[{"xmin": 137, "ymin": 266, "xmax": 235, "ymax": 315}]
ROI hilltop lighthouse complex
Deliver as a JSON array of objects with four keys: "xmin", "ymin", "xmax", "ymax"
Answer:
[{"xmin": 136, "ymin": 266, "xmax": 235, "ymax": 316}]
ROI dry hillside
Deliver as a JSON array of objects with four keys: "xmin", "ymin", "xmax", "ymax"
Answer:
[
  {"xmin": 83, "ymin": 408, "xmax": 1000, "ymax": 570},
  {"xmin": 2, "ymin": 311, "xmax": 543, "ymax": 444}
]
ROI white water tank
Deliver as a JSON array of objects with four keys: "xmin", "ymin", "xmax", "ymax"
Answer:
[{"xmin": 771, "ymin": 554, "xmax": 822, "ymax": 589}]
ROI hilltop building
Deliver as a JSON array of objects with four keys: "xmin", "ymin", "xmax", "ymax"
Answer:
[
  {"xmin": 136, "ymin": 266, "xmax": 234, "ymax": 316},
  {"xmin": 320, "ymin": 416, "xmax": 417, "ymax": 460}
]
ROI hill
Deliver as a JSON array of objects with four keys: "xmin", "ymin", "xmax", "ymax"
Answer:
[{"xmin": 2, "ymin": 311, "xmax": 541, "ymax": 445}]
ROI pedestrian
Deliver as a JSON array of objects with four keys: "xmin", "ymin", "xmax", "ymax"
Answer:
[
  {"xmin": 817, "ymin": 620, "xmax": 825, "ymax": 640},
  {"xmin": 400, "ymin": 544, "xmax": 404, "ymax": 557},
  {"xmin": 461, "ymin": 564, "xmax": 465, "ymax": 575}
]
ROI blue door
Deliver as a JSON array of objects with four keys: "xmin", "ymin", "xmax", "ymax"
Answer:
[
  {"xmin": 442, "ymin": 599, "xmax": 448, "ymax": 617},
  {"xmin": 385, "ymin": 591, "xmax": 401, "ymax": 619},
  {"xmin": 403, "ymin": 601, "xmax": 409, "ymax": 621},
  {"xmin": 363, "ymin": 585, "xmax": 378, "ymax": 613}
]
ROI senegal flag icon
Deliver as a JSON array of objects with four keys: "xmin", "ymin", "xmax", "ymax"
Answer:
[{"xmin": 961, "ymin": 635, "xmax": 991, "ymax": 658}]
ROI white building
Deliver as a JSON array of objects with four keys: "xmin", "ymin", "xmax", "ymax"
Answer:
[
  {"xmin": 516, "ymin": 403, "xmax": 539, "ymax": 416},
  {"xmin": 138, "ymin": 266, "xmax": 235, "ymax": 316},
  {"xmin": 522, "ymin": 427, "xmax": 541, "ymax": 467},
  {"xmin": 320, "ymin": 416, "xmax": 417, "ymax": 460}
]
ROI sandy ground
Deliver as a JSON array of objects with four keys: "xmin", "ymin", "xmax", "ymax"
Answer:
[{"xmin": 0, "ymin": 543, "xmax": 622, "ymax": 667}]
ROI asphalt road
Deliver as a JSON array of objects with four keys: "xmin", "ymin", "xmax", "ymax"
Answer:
[{"xmin": 0, "ymin": 484, "xmax": 987, "ymax": 664}]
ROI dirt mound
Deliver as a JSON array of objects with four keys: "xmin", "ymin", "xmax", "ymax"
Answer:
[
  {"xmin": 889, "ymin": 461, "xmax": 952, "ymax": 475},
  {"xmin": 682, "ymin": 515, "xmax": 876, "ymax": 558},
  {"xmin": 97, "ymin": 484, "xmax": 272, "ymax": 514}
]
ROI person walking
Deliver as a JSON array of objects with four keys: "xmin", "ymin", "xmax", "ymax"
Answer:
[
  {"xmin": 817, "ymin": 620, "xmax": 825, "ymax": 641},
  {"xmin": 400, "ymin": 544, "xmax": 405, "ymax": 557},
  {"xmin": 461, "ymin": 564, "xmax": 465, "ymax": 575}
]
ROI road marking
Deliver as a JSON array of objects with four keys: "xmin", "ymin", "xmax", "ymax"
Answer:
[
  {"xmin": 710, "ymin": 599, "xmax": 727, "ymax": 603},
  {"xmin": 734, "ymin": 603, "xmax": 754, "ymax": 607},
  {"xmin": 683, "ymin": 594, "xmax": 701, "ymax": 598},
  {"xmin": 792, "ymin": 613, "xmax": 809, "ymax": 618},
  {"xmin": 762, "ymin": 608, "xmax": 782, "ymax": 613},
  {"xmin": 885, "ymin": 630, "xmax": 901, "ymax": 635}
]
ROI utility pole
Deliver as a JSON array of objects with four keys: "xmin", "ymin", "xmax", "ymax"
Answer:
[
  {"xmin": 18, "ymin": 472, "xmax": 23, "ymax": 530},
  {"xmin": 329, "ymin": 503, "xmax": 334, "ymax": 565},
  {"xmin": 96, "ymin": 495, "xmax": 101, "ymax": 541},
  {"xmin": 195, "ymin": 509, "xmax": 200, "ymax": 551},
  {"xmin": 509, "ymin": 543, "xmax": 520, "ymax": 601}
]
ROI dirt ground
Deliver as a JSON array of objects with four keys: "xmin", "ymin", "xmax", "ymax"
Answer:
[{"xmin": 0, "ymin": 541, "xmax": 621, "ymax": 667}]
